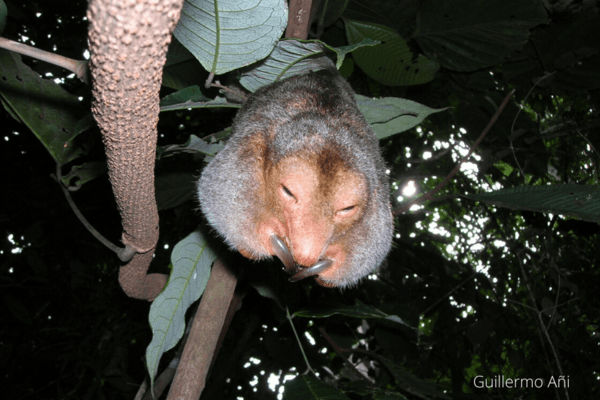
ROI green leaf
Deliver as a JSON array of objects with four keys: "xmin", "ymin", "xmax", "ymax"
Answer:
[
  {"xmin": 157, "ymin": 134, "xmax": 226, "ymax": 160},
  {"xmin": 464, "ymin": 184, "xmax": 600, "ymax": 223},
  {"xmin": 372, "ymin": 392, "xmax": 409, "ymax": 400},
  {"xmin": 73, "ymin": 113, "xmax": 97, "ymax": 137},
  {"xmin": 239, "ymin": 39, "xmax": 379, "ymax": 92},
  {"xmin": 326, "ymin": 39, "xmax": 380, "ymax": 69},
  {"xmin": 494, "ymin": 160, "xmax": 514, "ymax": 177},
  {"xmin": 294, "ymin": 299, "xmax": 410, "ymax": 327},
  {"xmin": 155, "ymin": 172, "xmax": 197, "ymax": 211},
  {"xmin": 345, "ymin": 20, "xmax": 439, "ymax": 86},
  {"xmin": 356, "ymin": 95, "xmax": 447, "ymax": 139},
  {"xmin": 343, "ymin": 0, "xmax": 419, "ymax": 36},
  {"xmin": 160, "ymin": 87, "xmax": 240, "ymax": 111},
  {"xmin": 283, "ymin": 375, "xmax": 350, "ymax": 400},
  {"xmin": 0, "ymin": 50, "xmax": 85, "ymax": 164},
  {"xmin": 174, "ymin": 0, "xmax": 288, "ymax": 76},
  {"xmin": 60, "ymin": 162, "xmax": 107, "ymax": 188},
  {"xmin": 239, "ymin": 39, "xmax": 331, "ymax": 91},
  {"xmin": 415, "ymin": 0, "xmax": 549, "ymax": 71},
  {"xmin": 238, "ymin": 39, "xmax": 332, "ymax": 92},
  {"xmin": 145, "ymin": 231, "xmax": 218, "ymax": 388}
]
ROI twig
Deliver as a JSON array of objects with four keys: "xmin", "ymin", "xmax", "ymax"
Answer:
[
  {"xmin": 394, "ymin": 89, "xmax": 515, "ymax": 216},
  {"xmin": 419, "ymin": 271, "xmax": 478, "ymax": 317},
  {"xmin": 516, "ymin": 256, "xmax": 570, "ymax": 400},
  {"xmin": 317, "ymin": 334, "xmax": 432, "ymax": 400},
  {"xmin": 317, "ymin": 327, "xmax": 372, "ymax": 382},
  {"xmin": 287, "ymin": 306, "xmax": 316, "ymax": 375},
  {"xmin": 204, "ymin": 72, "xmax": 215, "ymax": 89},
  {"xmin": 509, "ymin": 72, "xmax": 555, "ymax": 180},
  {"xmin": 210, "ymin": 80, "xmax": 248, "ymax": 102},
  {"xmin": 0, "ymin": 37, "xmax": 89, "ymax": 84},
  {"xmin": 53, "ymin": 164, "xmax": 134, "ymax": 261}
]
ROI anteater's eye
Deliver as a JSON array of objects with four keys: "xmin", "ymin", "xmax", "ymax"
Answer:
[{"xmin": 281, "ymin": 184, "xmax": 294, "ymax": 198}]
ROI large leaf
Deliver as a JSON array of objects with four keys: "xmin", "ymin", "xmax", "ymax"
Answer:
[
  {"xmin": 414, "ymin": 0, "xmax": 548, "ymax": 71},
  {"xmin": 157, "ymin": 133, "xmax": 227, "ymax": 161},
  {"xmin": 60, "ymin": 162, "xmax": 107, "ymax": 188},
  {"xmin": 294, "ymin": 299, "xmax": 410, "ymax": 327},
  {"xmin": 159, "ymin": 86, "xmax": 240, "ymax": 111},
  {"xmin": 465, "ymin": 184, "xmax": 600, "ymax": 223},
  {"xmin": 0, "ymin": 50, "xmax": 85, "ymax": 164},
  {"xmin": 145, "ymin": 230, "xmax": 218, "ymax": 386},
  {"xmin": 502, "ymin": 12, "xmax": 600, "ymax": 95},
  {"xmin": 174, "ymin": 0, "xmax": 288, "ymax": 75},
  {"xmin": 343, "ymin": 0, "xmax": 419, "ymax": 38},
  {"xmin": 345, "ymin": 20, "xmax": 439, "ymax": 86},
  {"xmin": 239, "ymin": 39, "xmax": 379, "ymax": 92},
  {"xmin": 356, "ymin": 95, "xmax": 447, "ymax": 139},
  {"xmin": 531, "ymin": 12, "xmax": 600, "ymax": 93}
]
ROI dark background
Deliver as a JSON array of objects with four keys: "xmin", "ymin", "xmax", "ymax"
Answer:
[{"xmin": 1, "ymin": 0, "xmax": 599, "ymax": 399}]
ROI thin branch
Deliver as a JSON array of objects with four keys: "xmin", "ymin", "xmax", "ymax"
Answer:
[
  {"xmin": 210, "ymin": 80, "xmax": 248, "ymax": 102},
  {"xmin": 546, "ymin": 271, "xmax": 561, "ymax": 331},
  {"xmin": 326, "ymin": 344, "xmax": 432, "ymax": 400},
  {"xmin": 394, "ymin": 89, "xmax": 515, "ymax": 216},
  {"xmin": 204, "ymin": 72, "xmax": 215, "ymax": 89},
  {"xmin": 509, "ymin": 72, "xmax": 555, "ymax": 180},
  {"xmin": 405, "ymin": 148, "xmax": 451, "ymax": 164},
  {"xmin": 317, "ymin": 327, "xmax": 372, "ymax": 383},
  {"xmin": 0, "ymin": 37, "xmax": 89, "ymax": 84},
  {"xmin": 516, "ymin": 257, "xmax": 570, "ymax": 400},
  {"xmin": 53, "ymin": 164, "xmax": 134, "ymax": 261},
  {"xmin": 419, "ymin": 272, "xmax": 478, "ymax": 317},
  {"xmin": 167, "ymin": 258, "xmax": 238, "ymax": 399},
  {"xmin": 510, "ymin": 72, "xmax": 555, "ymax": 135},
  {"xmin": 287, "ymin": 307, "xmax": 316, "ymax": 375},
  {"xmin": 576, "ymin": 128, "xmax": 600, "ymax": 160}
]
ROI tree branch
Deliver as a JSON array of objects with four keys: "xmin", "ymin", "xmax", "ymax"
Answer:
[
  {"xmin": 394, "ymin": 89, "xmax": 515, "ymax": 216},
  {"xmin": 167, "ymin": 258, "xmax": 238, "ymax": 399},
  {"xmin": 0, "ymin": 37, "xmax": 89, "ymax": 84},
  {"xmin": 285, "ymin": 0, "xmax": 315, "ymax": 39}
]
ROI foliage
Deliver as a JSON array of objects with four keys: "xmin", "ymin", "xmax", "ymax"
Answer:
[{"xmin": 1, "ymin": 0, "xmax": 599, "ymax": 399}]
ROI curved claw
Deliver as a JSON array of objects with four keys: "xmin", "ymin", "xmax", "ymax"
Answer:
[
  {"xmin": 289, "ymin": 259, "xmax": 333, "ymax": 282},
  {"xmin": 270, "ymin": 234, "xmax": 295, "ymax": 273}
]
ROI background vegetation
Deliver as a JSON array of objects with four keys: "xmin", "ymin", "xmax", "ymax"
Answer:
[{"xmin": 1, "ymin": 0, "xmax": 598, "ymax": 399}]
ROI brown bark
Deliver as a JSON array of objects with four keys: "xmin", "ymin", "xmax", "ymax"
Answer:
[
  {"xmin": 168, "ymin": 259, "xmax": 238, "ymax": 399},
  {"xmin": 87, "ymin": 0, "xmax": 185, "ymax": 300},
  {"xmin": 285, "ymin": 0, "xmax": 315, "ymax": 39}
]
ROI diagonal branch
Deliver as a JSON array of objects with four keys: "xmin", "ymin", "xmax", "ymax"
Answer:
[{"xmin": 394, "ymin": 89, "xmax": 515, "ymax": 216}]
